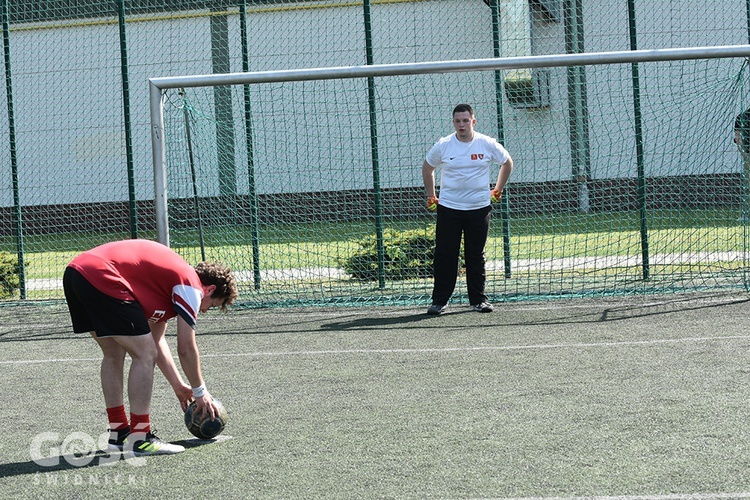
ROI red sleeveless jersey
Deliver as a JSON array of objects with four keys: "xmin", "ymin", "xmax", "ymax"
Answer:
[{"xmin": 68, "ymin": 239, "xmax": 202, "ymax": 327}]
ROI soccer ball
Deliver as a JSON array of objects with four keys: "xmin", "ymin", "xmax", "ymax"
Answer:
[{"xmin": 184, "ymin": 398, "xmax": 228, "ymax": 439}]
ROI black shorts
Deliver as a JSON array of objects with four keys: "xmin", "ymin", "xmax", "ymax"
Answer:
[{"xmin": 63, "ymin": 267, "xmax": 151, "ymax": 338}]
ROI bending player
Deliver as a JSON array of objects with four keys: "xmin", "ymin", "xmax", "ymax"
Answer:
[{"xmin": 62, "ymin": 239, "xmax": 238, "ymax": 456}]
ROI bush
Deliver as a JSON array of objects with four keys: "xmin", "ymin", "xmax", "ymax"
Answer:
[
  {"xmin": 341, "ymin": 227, "xmax": 435, "ymax": 281},
  {"xmin": 0, "ymin": 251, "xmax": 19, "ymax": 298}
]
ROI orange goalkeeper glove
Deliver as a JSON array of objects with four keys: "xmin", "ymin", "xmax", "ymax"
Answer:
[
  {"xmin": 490, "ymin": 189, "xmax": 502, "ymax": 203},
  {"xmin": 426, "ymin": 196, "xmax": 438, "ymax": 212}
]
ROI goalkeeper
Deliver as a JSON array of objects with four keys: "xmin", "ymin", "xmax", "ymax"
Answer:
[{"xmin": 421, "ymin": 103, "xmax": 513, "ymax": 315}]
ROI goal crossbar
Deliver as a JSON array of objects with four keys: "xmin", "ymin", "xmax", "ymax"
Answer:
[{"xmin": 151, "ymin": 45, "xmax": 750, "ymax": 89}]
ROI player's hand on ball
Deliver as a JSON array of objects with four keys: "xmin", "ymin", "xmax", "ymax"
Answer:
[
  {"xmin": 427, "ymin": 196, "xmax": 438, "ymax": 212},
  {"xmin": 175, "ymin": 383, "xmax": 193, "ymax": 412},
  {"xmin": 490, "ymin": 189, "xmax": 502, "ymax": 203},
  {"xmin": 194, "ymin": 393, "xmax": 217, "ymax": 420}
]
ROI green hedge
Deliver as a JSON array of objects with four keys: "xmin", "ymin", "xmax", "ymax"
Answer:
[
  {"xmin": 0, "ymin": 252, "xmax": 20, "ymax": 298},
  {"xmin": 341, "ymin": 228, "xmax": 435, "ymax": 281}
]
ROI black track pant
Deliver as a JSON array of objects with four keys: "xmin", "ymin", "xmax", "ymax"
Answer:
[{"xmin": 430, "ymin": 204, "xmax": 491, "ymax": 306}]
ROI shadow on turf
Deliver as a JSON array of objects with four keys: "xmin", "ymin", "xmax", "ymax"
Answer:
[
  {"xmin": 0, "ymin": 451, "xmax": 133, "ymax": 478},
  {"xmin": 320, "ymin": 293, "xmax": 750, "ymax": 330},
  {"xmin": 497, "ymin": 294, "xmax": 750, "ymax": 326},
  {"xmin": 172, "ymin": 437, "xmax": 224, "ymax": 448},
  {"xmin": 565, "ymin": 294, "xmax": 750, "ymax": 324},
  {"xmin": 321, "ymin": 311, "xmax": 443, "ymax": 330},
  {"xmin": 0, "ymin": 440, "xmax": 218, "ymax": 479}
]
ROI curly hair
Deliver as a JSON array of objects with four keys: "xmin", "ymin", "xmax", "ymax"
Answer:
[{"xmin": 194, "ymin": 262, "xmax": 238, "ymax": 311}]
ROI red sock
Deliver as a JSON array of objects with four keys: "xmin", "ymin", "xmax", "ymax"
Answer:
[
  {"xmin": 130, "ymin": 412, "xmax": 151, "ymax": 434},
  {"xmin": 106, "ymin": 405, "xmax": 128, "ymax": 431}
]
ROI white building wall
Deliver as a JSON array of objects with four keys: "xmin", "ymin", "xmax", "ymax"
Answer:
[{"xmin": 0, "ymin": 0, "xmax": 747, "ymax": 206}]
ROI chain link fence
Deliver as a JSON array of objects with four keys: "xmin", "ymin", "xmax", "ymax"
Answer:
[{"xmin": 0, "ymin": 0, "xmax": 748, "ymax": 305}]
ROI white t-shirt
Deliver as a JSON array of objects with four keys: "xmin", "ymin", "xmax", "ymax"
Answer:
[{"xmin": 425, "ymin": 132, "xmax": 510, "ymax": 210}]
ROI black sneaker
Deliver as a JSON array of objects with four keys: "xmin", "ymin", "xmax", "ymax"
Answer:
[
  {"xmin": 427, "ymin": 304, "xmax": 446, "ymax": 315},
  {"xmin": 129, "ymin": 430, "xmax": 185, "ymax": 456},
  {"xmin": 472, "ymin": 301, "xmax": 493, "ymax": 313},
  {"xmin": 107, "ymin": 427, "xmax": 130, "ymax": 452}
]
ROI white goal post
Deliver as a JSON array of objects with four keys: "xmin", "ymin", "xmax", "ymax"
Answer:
[{"xmin": 149, "ymin": 44, "xmax": 750, "ymax": 246}]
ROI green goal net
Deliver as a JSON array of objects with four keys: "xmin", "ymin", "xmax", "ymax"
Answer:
[
  {"xmin": 156, "ymin": 50, "xmax": 750, "ymax": 307},
  {"xmin": 2, "ymin": 1, "xmax": 750, "ymax": 305}
]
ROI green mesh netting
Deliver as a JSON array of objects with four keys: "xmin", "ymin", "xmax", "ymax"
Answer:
[
  {"xmin": 161, "ymin": 56, "xmax": 750, "ymax": 306},
  {"xmin": 0, "ymin": 0, "xmax": 747, "ymax": 306}
]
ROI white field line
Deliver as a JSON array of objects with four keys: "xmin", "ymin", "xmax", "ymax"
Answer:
[
  {"xmin": 25, "ymin": 252, "xmax": 748, "ymax": 290},
  {"xmin": 198, "ymin": 334, "xmax": 750, "ymax": 359},
  {"xmin": 3, "ymin": 333, "xmax": 750, "ymax": 366},
  {"xmin": 500, "ymin": 494, "xmax": 750, "ymax": 500}
]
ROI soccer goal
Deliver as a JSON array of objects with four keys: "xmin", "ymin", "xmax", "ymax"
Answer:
[{"xmin": 149, "ymin": 45, "xmax": 750, "ymax": 307}]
